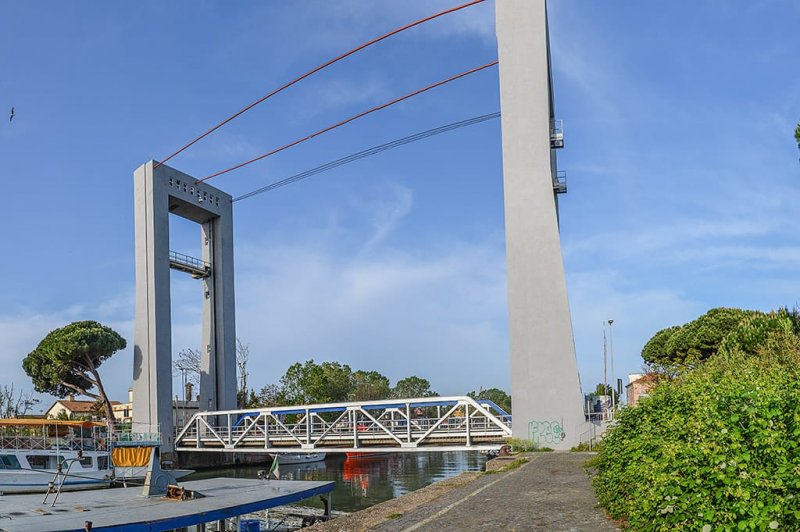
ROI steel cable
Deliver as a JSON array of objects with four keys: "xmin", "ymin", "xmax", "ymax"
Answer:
[
  {"xmin": 198, "ymin": 61, "xmax": 498, "ymax": 183},
  {"xmin": 233, "ymin": 112, "xmax": 500, "ymax": 202},
  {"xmin": 155, "ymin": 0, "xmax": 487, "ymax": 169}
]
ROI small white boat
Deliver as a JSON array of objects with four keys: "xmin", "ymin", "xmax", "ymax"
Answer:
[
  {"xmin": 269, "ymin": 452, "xmax": 326, "ymax": 464},
  {"xmin": 0, "ymin": 419, "xmax": 113, "ymax": 495}
]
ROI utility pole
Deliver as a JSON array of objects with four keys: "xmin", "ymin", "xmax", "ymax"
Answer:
[
  {"xmin": 603, "ymin": 323, "xmax": 608, "ymax": 419},
  {"xmin": 608, "ymin": 319, "xmax": 616, "ymax": 417}
]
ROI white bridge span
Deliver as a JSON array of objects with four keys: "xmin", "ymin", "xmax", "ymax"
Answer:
[{"xmin": 174, "ymin": 396, "xmax": 512, "ymax": 453}]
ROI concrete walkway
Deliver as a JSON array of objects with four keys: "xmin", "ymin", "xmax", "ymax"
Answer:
[{"xmin": 314, "ymin": 453, "xmax": 618, "ymax": 531}]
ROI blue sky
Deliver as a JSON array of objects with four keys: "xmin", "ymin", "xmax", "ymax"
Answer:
[{"xmin": 1, "ymin": 1, "xmax": 798, "ymax": 409}]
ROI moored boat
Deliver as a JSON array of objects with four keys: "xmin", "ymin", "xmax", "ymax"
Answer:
[
  {"xmin": 269, "ymin": 452, "xmax": 326, "ymax": 464},
  {"xmin": 0, "ymin": 419, "xmax": 113, "ymax": 494}
]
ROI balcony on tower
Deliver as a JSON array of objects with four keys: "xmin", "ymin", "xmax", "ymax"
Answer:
[
  {"xmin": 169, "ymin": 250, "xmax": 211, "ymax": 279},
  {"xmin": 553, "ymin": 170, "xmax": 567, "ymax": 194},
  {"xmin": 550, "ymin": 119, "xmax": 564, "ymax": 149}
]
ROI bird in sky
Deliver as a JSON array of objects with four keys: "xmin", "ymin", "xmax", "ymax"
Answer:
[{"xmin": 8, "ymin": 107, "xmax": 14, "ymax": 122}]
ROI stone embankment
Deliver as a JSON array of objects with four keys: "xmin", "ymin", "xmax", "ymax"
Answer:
[{"xmin": 311, "ymin": 452, "xmax": 618, "ymax": 531}]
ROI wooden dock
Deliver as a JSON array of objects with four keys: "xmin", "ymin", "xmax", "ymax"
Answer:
[{"xmin": 0, "ymin": 478, "xmax": 334, "ymax": 531}]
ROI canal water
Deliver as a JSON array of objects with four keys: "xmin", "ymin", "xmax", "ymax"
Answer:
[{"xmin": 185, "ymin": 451, "xmax": 487, "ymax": 512}]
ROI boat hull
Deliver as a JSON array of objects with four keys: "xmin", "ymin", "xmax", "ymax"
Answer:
[
  {"xmin": 345, "ymin": 452, "xmax": 392, "ymax": 459},
  {"xmin": 0, "ymin": 471, "xmax": 111, "ymax": 495},
  {"xmin": 269, "ymin": 452, "xmax": 326, "ymax": 464}
]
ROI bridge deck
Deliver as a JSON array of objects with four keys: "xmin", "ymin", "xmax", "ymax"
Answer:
[{"xmin": 175, "ymin": 396, "xmax": 512, "ymax": 453}]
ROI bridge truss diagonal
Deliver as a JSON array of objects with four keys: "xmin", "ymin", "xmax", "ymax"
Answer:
[{"xmin": 174, "ymin": 396, "xmax": 512, "ymax": 453}]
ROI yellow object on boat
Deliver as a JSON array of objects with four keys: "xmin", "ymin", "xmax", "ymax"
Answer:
[{"xmin": 112, "ymin": 446, "xmax": 153, "ymax": 467}]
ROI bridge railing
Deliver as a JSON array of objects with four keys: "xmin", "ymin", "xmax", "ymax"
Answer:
[{"xmin": 174, "ymin": 396, "xmax": 512, "ymax": 453}]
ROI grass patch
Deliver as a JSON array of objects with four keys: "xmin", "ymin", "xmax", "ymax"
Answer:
[
  {"xmin": 484, "ymin": 458, "xmax": 529, "ymax": 475},
  {"xmin": 570, "ymin": 440, "xmax": 603, "ymax": 452},
  {"xmin": 386, "ymin": 513, "xmax": 403, "ymax": 520}
]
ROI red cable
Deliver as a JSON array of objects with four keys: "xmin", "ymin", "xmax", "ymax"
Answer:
[
  {"xmin": 155, "ymin": 0, "xmax": 486, "ymax": 170},
  {"xmin": 196, "ymin": 60, "xmax": 498, "ymax": 183}
]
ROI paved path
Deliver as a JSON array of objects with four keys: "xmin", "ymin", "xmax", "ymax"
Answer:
[{"xmin": 315, "ymin": 453, "xmax": 618, "ymax": 531}]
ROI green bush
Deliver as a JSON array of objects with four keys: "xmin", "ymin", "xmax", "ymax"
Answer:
[{"xmin": 591, "ymin": 318, "xmax": 800, "ymax": 530}]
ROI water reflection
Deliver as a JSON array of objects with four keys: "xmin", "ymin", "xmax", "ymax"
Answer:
[{"xmin": 185, "ymin": 452, "xmax": 486, "ymax": 512}]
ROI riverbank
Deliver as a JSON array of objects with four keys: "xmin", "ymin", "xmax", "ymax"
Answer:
[{"xmin": 311, "ymin": 452, "xmax": 617, "ymax": 531}]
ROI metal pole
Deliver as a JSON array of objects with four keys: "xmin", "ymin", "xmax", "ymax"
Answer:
[
  {"xmin": 608, "ymin": 319, "xmax": 616, "ymax": 417},
  {"xmin": 406, "ymin": 403, "xmax": 412, "ymax": 443},
  {"xmin": 603, "ymin": 323, "xmax": 608, "ymax": 419},
  {"xmin": 465, "ymin": 404, "xmax": 471, "ymax": 446},
  {"xmin": 306, "ymin": 409, "xmax": 311, "ymax": 445}
]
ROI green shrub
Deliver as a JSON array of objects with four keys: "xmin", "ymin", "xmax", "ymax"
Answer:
[{"xmin": 592, "ymin": 319, "xmax": 800, "ymax": 530}]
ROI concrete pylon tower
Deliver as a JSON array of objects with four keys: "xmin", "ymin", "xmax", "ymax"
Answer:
[
  {"xmin": 496, "ymin": 0, "xmax": 587, "ymax": 449},
  {"xmin": 132, "ymin": 161, "xmax": 237, "ymax": 452}
]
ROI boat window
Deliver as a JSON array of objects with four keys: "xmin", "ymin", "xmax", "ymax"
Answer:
[
  {"xmin": 79, "ymin": 456, "xmax": 93, "ymax": 468},
  {"xmin": 26, "ymin": 455, "xmax": 48, "ymax": 469},
  {"xmin": 26, "ymin": 455, "xmax": 65, "ymax": 469},
  {"xmin": 0, "ymin": 455, "xmax": 21, "ymax": 469},
  {"xmin": 97, "ymin": 455, "xmax": 109, "ymax": 470}
]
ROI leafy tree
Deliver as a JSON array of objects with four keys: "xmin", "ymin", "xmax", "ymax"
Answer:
[
  {"xmin": 350, "ymin": 370, "xmax": 391, "ymax": 401},
  {"xmin": 467, "ymin": 387, "xmax": 511, "ymax": 413},
  {"xmin": 591, "ymin": 383, "xmax": 619, "ymax": 405},
  {"xmin": 248, "ymin": 383, "xmax": 286, "ymax": 408},
  {"xmin": 640, "ymin": 326, "xmax": 681, "ymax": 367},
  {"xmin": 280, "ymin": 360, "xmax": 354, "ymax": 404},
  {"xmin": 641, "ymin": 308, "xmax": 758, "ymax": 370},
  {"xmin": 779, "ymin": 305, "xmax": 800, "ymax": 336},
  {"xmin": 392, "ymin": 376, "xmax": 436, "ymax": 399},
  {"xmin": 795, "ymin": 122, "xmax": 800, "ymax": 143},
  {"xmin": 23, "ymin": 321, "xmax": 125, "ymax": 424},
  {"xmin": 718, "ymin": 311, "xmax": 794, "ymax": 357}
]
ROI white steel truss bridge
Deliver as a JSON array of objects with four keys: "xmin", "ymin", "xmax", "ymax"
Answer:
[{"xmin": 174, "ymin": 396, "xmax": 512, "ymax": 453}]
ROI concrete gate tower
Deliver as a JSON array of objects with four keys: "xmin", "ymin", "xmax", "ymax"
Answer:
[
  {"xmin": 496, "ymin": 0, "xmax": 587, "ymax": 449},
  {"xmin": 132, "ymin": 161, "xmax": 237, "ymax": 451}
]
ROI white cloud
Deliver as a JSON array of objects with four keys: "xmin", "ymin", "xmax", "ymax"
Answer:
[
  {"xmin": 234, "ymin": 235, "xmax": 510, "ymax": 396},
  {"xmin": 232, "ymin": 182, "xmax": 510, "ymax": 395},
  {"xmin": 351, "ymin": 183, "xmax": 414, "ymax": 249}
]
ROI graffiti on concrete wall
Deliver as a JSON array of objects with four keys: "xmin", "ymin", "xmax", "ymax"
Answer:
[{"xmin": 528, "ymin": 420, "xmax": 565, "ymax": 445}]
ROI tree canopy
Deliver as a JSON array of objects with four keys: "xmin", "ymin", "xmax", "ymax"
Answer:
[
  {"xmin": 467, "ymin": 387, "xmax": 511, "ymax": 413},
  {"xmin": 351, "ymin": 370, "xmax": 391, "ymax": 401},
  {"xmin": 23, "ymin": 320, "xmax": 125, "ymax": 424},
  {"xmin": 240, "ymin": 360, "xmax": 443, "ymax": 408},
  {"xmin": 641, "ymin": 308, "xmax": 758, "ymax": 370},
  {"xmin": 280, "ymin": 360, "xmax": 354, "ymax": 405},
  {"xmin": 392, "ymin": 376, "xmax": 436, "ymax": 399}
]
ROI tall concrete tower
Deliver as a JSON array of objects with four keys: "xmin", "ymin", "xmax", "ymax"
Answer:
[
  {"xmin": 496, "ymin": 0, "xmax": 587, "ymax": 449},
  {"xmin": 132, "ymin": 161, "xmax": 237, "ymax": 453}
]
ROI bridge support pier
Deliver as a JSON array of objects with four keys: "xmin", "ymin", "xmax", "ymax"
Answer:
[
  {"xmin": 496, "ymin": 0, "xmax": 588, "ymax": 449},
  {"xmin": 133, "ymin": 161, "xmax": 237, "ymax": 454}
]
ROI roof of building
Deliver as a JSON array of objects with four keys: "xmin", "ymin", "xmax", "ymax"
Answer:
[{"xmin": 48, "ymin": 399, "xmax": 122, "ymax": 413}]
